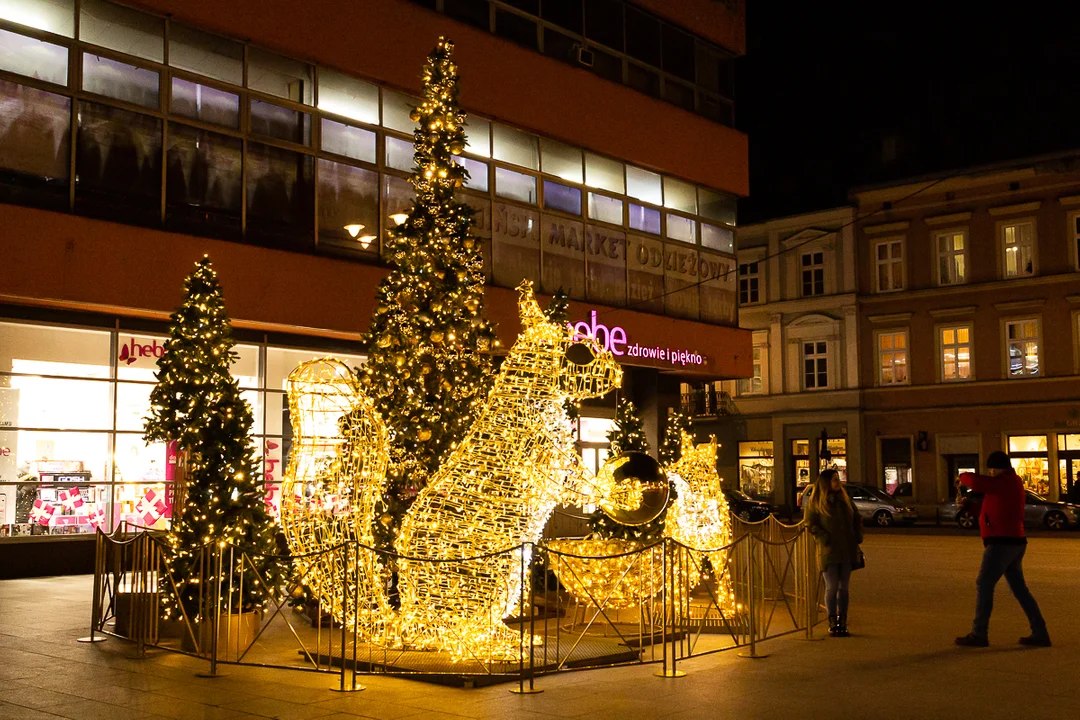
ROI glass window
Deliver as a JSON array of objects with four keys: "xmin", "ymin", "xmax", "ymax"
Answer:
[
  {"xmin": 0, "ymin": 79, "xmax": 70, "ymax": 186},
  {"xmin": 587, "ymin": 192, "xmax": 621, "ymax": 225},
  {"xmin": 875, "ymin": 238, "xmax": 904, "ymax": 292},
  {"xmin": 589, "ymin": 46, "xmax": 623, "ymax": 84},
  {"xmin": 382, "ymin": 173, "xmax": 414, "ymax": 230},
  {"xmin": 0, "ymin": 375, "xmax": 112, "ymax": 429},
  {"xmin": 1005, "ymin": 319, "xmax": 1040, "ymax": 378},
  {"xmin": 542, "ymin": 0, "xmax": 582, "ymax": 32},
  {"xmin": 663, "ymin": 176, "xmax": 696, "ymax": 214},
  {"xmin": 495, "ymin": 8, "xmax": 537, "ymax": 49},
  {"xmin": 1072, "ymin": 214, "xmax": 1080, "ymax": 272},
  {"xmin": 381, "ymin": 90, "xmax": 416, "ymax": 133},
  {"xmin": 317, "ymin": 158, "xmax": 379, "ymax": 251},
  {"xmin": 247, "ymin": 47, "xmax": 313, "ymax": 105},
  {"xmin": 662, "ymin": 24, "xmax": 695, "ymax": 80},
  {"xmin": 803, "ymin": 341, "xmax": 828, "ymax": 390},
  {"xmin": 628, "ymin": 202, "xmax": 659, "ymax": 234},
  {"xmin": 936, "ymin": 230, "xmax": 967, "ymax": 286},
  {"xmin": 738, "ymin": 441, "xmax": 773, "ymax": 498},
  {"xmin": 115, "ymin": 333, "xmax": 165, "ymax": 381},
  {"xmin": 584, "ymin": 153, "xmax": 623, "ymax": 194},
  {"xmin": 230, "ymin": 344, "xmax": 260, "ymax": 389},
  {"xmin": 453, "ymin": 155, "xmax": 488, "ymax": 191},
  {"xmin": 626, "ymin": 63, "xmax": 659, "ymax": 97},
  {"xmin": 79, "ymin": 0, "xmax": 163, "ymax": 63},
  {"xmin": 877, "ymin": 331, "xmax": 909, "ymax": 386},
  {"xmin": 316, "ymin": 69, "xmax": 379, "ymax": 125},
  {"xmin": 464, "ymin": 116, "xmax": 490, "ymax": 157},
  {"xmin": 0, "ymin": 27, "xmax": 68, "ymax": 85},
  {"xmin": 265, "ymin": 347, "xmax": 365, "ymax": 391},
  {"xmin": 539, "ymin": 138, "xmax": 582, "ymax": 183},
  {"xmin": 1008, "ymin": 435, "xmax": 1050, "ymax": 496},
  {"xmin": 495, "ymin": 166, "xmax": 536, "ymax": 204},
  {"xmin": 113, "ymin": 434, "xmax": 166, "ymax": 484},
  {"xmin": 701, "ymin": 223, "xmax": 734, "ymax": 253},
  {"xmin": 624, "ymin": 6, "xmax": 660, "ymax": 65},
  {"xmin": 493, "ymin": 124, "xmax": 538, "ymax": 170},
  {"xmin": 698, "ymin": 187, "xmax": 736, "ymax": 225},
  {"xmin": 250, "ymin": 99, "xmax": 310, "ymax": 145},
  {"xmin": 584, "ymin": 0, "xmax": 623, "ymax": 49},
  {"xmin": 739, "ymin": 262, "xmax": 759, "ymax": 305},
  {"xmin": 626, "ymin": 165, "xmax": 661, "ymax": 205},
  {"xmin": 542, "ymin": 26, "xmax": 577, "ymax": 63},
  {"xmin": 1002, "ymin": 221, "xmax": 1035, "ymax": 278},
  {"xmin": 320, "ymin": 117, "xmax": 376, "ymax": 164},
  {"xmin": 245, "ymin": 141, "xmax": 314, "ymax": 246},
  {"xmin": 444, "ymin": 0, "xmax": 490, "ymax": 30},
  {"xmin": 737, "ymin": 346, "xmax": 763, "ymax": 395},
  {"xmin": 578, "ymin": 416, "xmax": 615, "ymax": 444},
  {"xmin": 170, "ymin": 78, "xmax": 240, "ymax": 128},
  {"xmin": 0, "ymin": 322, "xmax": 111, "ymax": 378},
  {"xmin": 385, "ymin": 135, "xmax": 414, "ymax": 172},
  {"xmin": 168, "ymin": 24, "xmax": 242, "ymax": 85},
  {"xmin": 82, "ymin": 52, "xmax": 159, "ymax": 109},
  {"xmin": 165, "ymin": 123, "xmax": 242, "ymax": 238},
  {"xmin": 801, "ymin": 251, "xmax": 825, "ymax": 297},
  {"xmin": 696, "ymin": 42, "xmax": 732, "ymax": 97},
  {"xmin": 940, "ymin": 325, "xmax": 972, "ymax": 382},
  {"xmin": 0, "ymin": 0, "xmax": 74, "ymax": 37},
  {"xmin": 75, "ymin": 102, "xmax": 161, "ymax": 222},
  {"xmin": 114, "ymin": 381, "xmax": 152, "ymax": 431},
  {"xmin": 666, "ymin": 214, "xmax": 695, "ymax": 243},
  {"xmin": 542, "ymin": 179, "xmax": 580, "ymax": 215}
]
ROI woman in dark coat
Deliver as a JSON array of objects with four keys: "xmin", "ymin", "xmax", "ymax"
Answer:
[{"xmin": 803, "ymin": 469, "xmax": 863, "ymax": 636}]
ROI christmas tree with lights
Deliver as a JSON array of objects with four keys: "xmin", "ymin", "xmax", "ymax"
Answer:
[
  {"xmin": 659, "ymin": 410, "xmax": 693, "ymax": 465},
  {"xmin": 145, "ymin": 257, "xmax": 281, "ymax": 621},
  {"xmin": 361, "ymin": 38, "xmax": 497, "ymax": 551}
]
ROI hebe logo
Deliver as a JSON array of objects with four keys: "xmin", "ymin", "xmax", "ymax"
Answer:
[
  {"xmin": 0, "ymin": 447, "xmax": 11, "ymax": 456},
  {"xmin": 568, "ymin": 311, "xmax": 628, "ymax": 356},
  {"xmin": 118, "ymin": 337, "xmax": 165, "ymax": 365}
]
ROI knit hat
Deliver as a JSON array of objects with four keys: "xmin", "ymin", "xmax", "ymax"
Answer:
[{"xmin": 986, "ymin": 451, "xmax": 1012, "ymax": 470}]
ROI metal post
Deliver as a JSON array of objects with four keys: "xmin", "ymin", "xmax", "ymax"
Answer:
[
  {"xmin": 655, "ymin": 539, "xmax": 685, "ymax": 678},
  {"xmin": 738, "ymin": 536, "xmax": 769, "ymax": 659},
  {"xmin": 197, "ymin": 544, "xmax": 223, "ymax": 677},
  {"xmin": 79, "ymin": 531, "xmax": 107, "ymax": 643},
  {"xmin": 798, "ymin": 529, "xmax": 824, "ymax": 642},
  {"xmin": 511, "ymin": 544, "xmax": 542, "ymax": 694},
  {"xmin": 331, "ymin": 542, "xmax": 364, "ymax": 692}
]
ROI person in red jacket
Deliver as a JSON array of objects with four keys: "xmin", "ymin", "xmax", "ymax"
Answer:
[{"xmin": 954, "ymin": 451, "xmax": 1050, "ymax": 647}]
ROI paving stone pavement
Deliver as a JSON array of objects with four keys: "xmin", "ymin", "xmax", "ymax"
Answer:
[{"xmin": 2, "ymin": 533, "xmax": 1079, "ymax": 719}]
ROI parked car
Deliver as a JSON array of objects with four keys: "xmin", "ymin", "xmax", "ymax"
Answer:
[
  {"xmin": 796, "ymin": 483, "xmax": 916, "ymax": 527},
  {"xmin": 889, "ymin": 483, "xmax": 913, "ymax": 499},
  {"xmin": 938, "ymin": 489, "xmax": 1080, "ymax": 531},
  {"xmin": 723, "ymin": 489, "xmax": 773, "ymax": 522}
]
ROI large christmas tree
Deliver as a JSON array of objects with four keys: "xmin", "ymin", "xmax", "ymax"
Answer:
[
  {"xmin": 361, "ymin": 38, "xmax": 497, "ymax": 550},
  {"xmin": 145, "ymin": 257, "xmax": 280, "ymax": 620}
]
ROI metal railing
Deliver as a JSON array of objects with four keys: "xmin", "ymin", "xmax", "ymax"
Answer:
[{"xmin": 82, "ymin": 515, "xmax": 823, "ymax": 690}]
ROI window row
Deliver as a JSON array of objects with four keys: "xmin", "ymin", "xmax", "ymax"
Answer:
[{"xmin": 736, "ymin": 248, "xmax": 828, "ymax": 306}]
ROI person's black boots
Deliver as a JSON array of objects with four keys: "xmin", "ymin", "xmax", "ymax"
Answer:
[
  {"xmin": 836, "ymin": 615, "xmax": 850, "ymax": 637},
  {"xmin": 955, "ymin": 633, "xmax": 989, "ymax": 647},
  {"xmin": 828, "ymin": 615, "xmax": 839, "ymax": 637},
  {"xmin": 1019, "ymin": 632, "xmax": 1052, "ymax": 647}
]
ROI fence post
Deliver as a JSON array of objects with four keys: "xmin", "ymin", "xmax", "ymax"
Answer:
[
  {"xmin": 78, "ymin": 531, "xmax": 108, "ymax": 643},
  {"xmin": 655, "ymin": 539, "xmax": 685, "ymax": 678},
  {"xmin": 738, "ymin": 535, "xmax": 769, "ymax": 659},
  {"xmin": 331, "ymin": 542, "xmax": 364, "ymax": 692},
  {"xmin": 799, "ymin": 528, "xmax": 824, "ymax": 642},
  {"xmin": 511, "ymin": 543, "xmax": 542, "ymax": 694},
  {"xmin": 196, "ymin": 544, "xmax": 223, "ymax": 678}
]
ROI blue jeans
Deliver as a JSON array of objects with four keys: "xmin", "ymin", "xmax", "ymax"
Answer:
[
  {"xmin": 822, "ymin": 562, "xmax": 851, "ymax": 619},
  {"xmin": 972, "ymin": 543, "xmax": 1046, "ymax": 638}
]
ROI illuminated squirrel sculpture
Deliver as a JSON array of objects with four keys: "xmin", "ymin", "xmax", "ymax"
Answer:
[{"xmin": 281, "ymin": 282, "xmax": 623, "ymax": 660}]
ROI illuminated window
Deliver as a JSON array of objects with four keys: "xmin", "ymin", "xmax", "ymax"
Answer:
[
  {"xmin": 877, "ymin": 330, "xmax": 908, "ymax": 386},
  {"xmin": 801, "ymin": 251, "xmax": 824, "ymax": 297},
  {"xmin": 874, "ymin": 238, "xmax": 904, "ymax": 292},
  {"xmin": 1008, "ymin": 435, "xmax": 1050, "ymax": 496},
  {"xmin": 940, "ymin": 325, "xmax": 973, "ymax": 382},
  {"xmin": 738, "ymin": 441, "xmax": 773, "ymax": 498},
  {"xmin": 936, "ymin": 230, "xmax": 967, "ymax": 286},
  {"xmin": 1001, "ymin": 220, "xmax": 1035, "ymax": 278},
  {"xmin": 737, "ymin": 345, "xmax": 763, "ymax": 395},
  {"xmin": 1005, "ymin": 318, "xmax": 1040, "ymax": 378}
]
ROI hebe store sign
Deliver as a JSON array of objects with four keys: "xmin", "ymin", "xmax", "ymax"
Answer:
[
  {"xmin": 118, "ymin": 336, "xmax": 165, "ymax": 368},
  {"xmin": 569, "ymin": 311, "xmax": 705, "ymax": 368}
]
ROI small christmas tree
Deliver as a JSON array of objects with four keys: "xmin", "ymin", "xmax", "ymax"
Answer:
[
  {"xmin": 360, "ymin": 38, "xmax": 497, "ymax": 551},
  {"xmin": 659, "ymin": 410, "xmax": 693, "ymax": 465},
  {"xmin": 145, "ymin": 257, "xmax": 281, "ymax": 621},
  {"xmin": 544, "ymin": 288, "xmax": 578, "ymax": 421},
  {"xmin": 588, "ymin": 398, "xmax": 667, "ymax": 541}
]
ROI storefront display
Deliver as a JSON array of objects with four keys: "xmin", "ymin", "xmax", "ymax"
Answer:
[
  {"xmin": 820, "ymin": 438, "xmax": 847, "ymax": 482},
  {"xmin": 1058, "ymin": 434, "xmax": 1080, "ymax": 503},
  {"xmin": 792, "ymin": 439, "xmax": 810, "ymax": 490},
  {"xmin": 1009, "ymin": 435, "xmax": 1050, "ymax": 496},
  {"xmin": 738, "ymin": 441, "xmax": 773, "ymax": 499}
]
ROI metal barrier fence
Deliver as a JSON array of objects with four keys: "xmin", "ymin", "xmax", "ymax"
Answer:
[{"xmin": 81, "ymin": 515, "xmax": 824, "ymax": 691}]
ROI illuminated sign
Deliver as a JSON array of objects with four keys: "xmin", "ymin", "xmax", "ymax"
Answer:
[
  {"xmin": 118, "ymin": 337, "xmax": 165, "ymax": 366},
  {"xmin": 568, "ymin": 311, "xmax": 705, "ymax": 367}
]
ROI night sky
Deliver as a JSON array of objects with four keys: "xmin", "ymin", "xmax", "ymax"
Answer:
[{"xmin": 736, "ymin": 1, "xmax": 1080, "ymax": 223}]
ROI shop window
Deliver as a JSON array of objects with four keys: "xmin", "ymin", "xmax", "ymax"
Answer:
[
  {"xmin": 792, "ymin": 439, "xmax": 811, "ymax": 491},
  {"xmin": 802, "ymin": 341, "xmax": 828, "ymax": 390},
  {"xmin": 316, "ymin": 69, "xmax": 379, "ymax": 125},
  {"xmin": 1005, "ymin": 318, "xmax": 1040, "ymax": 378},
  {"xmin": 0, "ymin": 322, "xmax": 112, "ymax": 378},
  {"xmin": 264, "ymin": 347, "xmax": 365, "ymax": 391},
  {"xmin": 1001, "ymin": 220, "xmax": 1035, "ymax": 278},
  {"xmin": 0, "ymin": 27, "xmax": 68, "ymax": 85},
  {"xmin": 79, "ymin": 0, "xmax": 163, "ymax": 63},
  {"xmin": 1057, "ymin": 434, "xmax": 1080, "ymax": 503},
  {"xmin": 495, "ymin": 8, "xmax": 537, "ymax": 50},
  {"xmin": 250, "ymin": 99, "xmax": 310, "ymax": 146},
  {"xmin": 940, "ymin": 325, "xmax": 972, "ymax": 382},
  {"xmin": 384, "ymin": 135, "xmax": 414, "ymax": 172},
  {"xmin": 1071, "ymin": 213, "xmax": 1080, "ymax": 272},
  {"xmin": 936, "ymin": 230, "xmax": 967, "ymax": 286},
  {"xmin": 170, "ymin": 78, "xmax": 240, "ymax": 128},
  {"xmin": 444, "ymin": 0, "xmax": 490, "ymax": 30},
  {"xmin": 881, "ymin": 437, "xmax": 911, "ymax": 495},
  {"xmin": 587, "ymin": 192, "xmax": 621, "ymax": 225},
  {"xmin": 113, "ymin": 481, "xmax": 171, "ymax": 531},
  {"xmin": 493, "ymin": 124, "xmax": 538, "ymax": 170},
  {"xmin": 317, "ymin": 158, "xmax": 379, "ymax": 252},
  {"xmin": 738, "ymin": 261, "xmax": 760, "ymax": 304},
  {"xmin": 626, "ymin": 165, "xmax": 661, "ymax": 206},
  {"xmin": 543, "ymin": 179, "xmax": 580, "ymax": 215},
  {"xmin": 75, "ymin": 102, "xmax": 162, "ymax": 224},
  {"xmin": 737, "ymin": 345, "xmax": 763, "ymax": 395},
  {"xmin": 739, "ymin": 441, "xmax": 773, "ymax": 499},
  {"xmin": 82, "ymin": 53, "xmax": 160, "ymax": 109},
  {"xmin": 230, "ymin": 344, "xmax": 261, "ymax": 389},
  {"xmin": 584, "ymin": 153, "xmax": 624, "ymax": 194},
  {"xmin": 583, "ymin": 0, "xmax": 623, "ymax": 50},
  {"xmin": 577, "ymin": 416, "xmax": 615, "ymax": 476},
  {"xmin": 320, "ymin": 117, "xmax": 376, "ymax": 164},
  {"xmin": 1, "ymin": 475, "xmax": 112, "ymax": 536},
  {"xmin": 542, "ymin": 0, "xmax": 582, "ymax": 34},
  {"xmin": 245, "ymin": 141, "xmax": 314, "ymax": 248},
  {"xmin": 628, "ymin": 202, "xmax": 659, "ymax": 234},
  {"xmin": 381, "ymin": 90, "xmax": 418, "ymax": 134},
  {"xmin": 454, "ymin": 155, "xmax": 488, "ymax": 192},
  {"xmin": 1009, "ymin": 435, "xmax": 1050, "ymax": 496},
  {"xmin": 663, "ymin": 176, "xmax": 696, "ymax": 214},
  {"xmin": 464, "ymin": 116, "xmax": 490, "ymax": 157},
  {"xmin": 874, "ymin": 238, "xmax": 904, "ymax": 293},
  {"xmin": 702, "ymin": 224, "xmax": 734, "ymax": 253},
  {"xmin": 495, "ymin": 167, "xmax": 536, "ymax": 204},
  {"xmin": 0, "ymin": 373, "xmax": 112, "ymax": 429},
  {"xmin": 247, "ymin": 46, "xmax": 312, "ymax": 105},
  {"xmin": 698, "ymin": 187, "xmax": 736, "ymax": 225},
  {"xmin": 0, "ymin": 0, "xmax": 75, "ymax": 37},
  {"xmin": 168, "ymin": 23, "xmax": 242, "ymax": 86},
  {"xmin": 165, "ymin": 123, "xmax": 242, "ymax": 239},
  {"xmin": 801, "ymin": 251, "xmax": 825, "ymax": 297},
  {"xmin": 115, "ymin": 333, "xmax": 165, "ymax": 381},
  {"xmin": 0, "ymin": 79, "xmax": 70, "ymax": 207},
  {"xmin": 666, "ymin": 214, "xmax": 695, "ymax": 244},
  {"xmin": 539, "ymin": 138, "xmax": 582, "ymax": 184},
  {"xmin": 821, "ymin": 438, "xmax": 847, "ymax": 482},
  {"xmin": 877, "ymin": 330, "xmax": 909, "ymax": 386}
]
